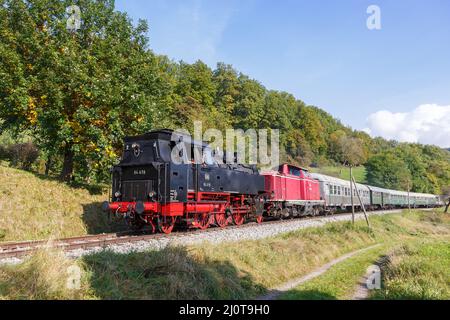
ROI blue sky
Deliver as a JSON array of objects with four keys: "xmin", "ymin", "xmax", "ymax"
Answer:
[{"xmin": 115, "ymin": 0, "xmax": 450, "ymax": 147}]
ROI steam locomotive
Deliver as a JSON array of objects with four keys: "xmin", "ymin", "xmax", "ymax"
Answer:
[{"xmin": 102, "ymin": 129, "xmax": 443, "ymax": 234}]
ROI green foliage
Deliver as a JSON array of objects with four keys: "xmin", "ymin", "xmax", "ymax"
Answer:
[
  {"xmin": 0, "ymin": 0, "xmax": 167, "ymax": 182},
  {"xmin": 366, "ymin": 152, "xmax": 412, "ymax": 191},
  {"xmin": 366, "ymin": 145, "xmax": 450, "ymax": 194},
  {"xmin": 0, "ymin": 0, "xmax": 448, "ymax": 193}
]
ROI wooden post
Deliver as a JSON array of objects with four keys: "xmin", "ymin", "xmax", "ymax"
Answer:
[
  {"xmin": 445, "ymin": 198, "xmax": 450, "ymax": 213},
  {"xmin": 352, "ymin": 176, "xmax": 371, "ymax": 228},
  {"xmin": 407, "ymin": 182, "xmax": 411, "ymax": 213},
  {"xmin": 350, "ymin": 166, "xmax": 354, "ymax": 224}
]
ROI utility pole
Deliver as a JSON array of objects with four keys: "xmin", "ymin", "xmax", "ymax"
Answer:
[
  {"xmin": 352, "ymin": 176, "xmax": 371, "ymax": 228},
  {"xmin": 350, "ymin": 165, "xmax": 354, "ymax": 224},
  {"xmin": 407, "ymin": 181, "xmax": 411, "ymax": 213}
]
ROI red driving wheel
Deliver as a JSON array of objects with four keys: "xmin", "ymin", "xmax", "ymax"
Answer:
[{"xmin": 158, "ymin": 216, "xmax": 176, "ymax": 234}]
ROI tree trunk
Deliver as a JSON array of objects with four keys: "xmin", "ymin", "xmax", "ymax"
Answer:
[
  {"xmin": 60, "ymin": 147, "xmax": 74, "ymax": 182},
  {"xmin": 445, "ymin": 199, "xmax": 450, "ymax": 214},
  {"xmin": 45, "ymin": 157, "xmax": 52, "ymax": 176}
]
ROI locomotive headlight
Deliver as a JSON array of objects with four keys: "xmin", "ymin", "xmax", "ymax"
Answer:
[{"xmin": 115, "ymin": 191, "xmax": 122, "ymax": 198}]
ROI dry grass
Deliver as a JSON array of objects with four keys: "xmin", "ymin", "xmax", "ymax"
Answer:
[
  {"xmin": 0, "ymin": 248, "xmax": 95, "ymax": 300},
  {"xmin": 0, "ymin": 165, "xmax": 121, "ymax": 242}
]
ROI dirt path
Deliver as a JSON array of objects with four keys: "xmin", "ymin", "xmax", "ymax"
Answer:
[
  {"xmin": 352, "ymin": 272, "xmax": 372, "ymax": 300},
  {"xmin": 256, "ymin": 244, "xmax": 381, "ymax": 300},
  {"xmin": 351, "ymin": 256, "xmax": 388, "ymax": 300}
]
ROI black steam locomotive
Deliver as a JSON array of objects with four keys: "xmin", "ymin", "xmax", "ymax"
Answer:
[{"xmin": 103, "ymin": 130, "xmax": 265, "ymax": 233}]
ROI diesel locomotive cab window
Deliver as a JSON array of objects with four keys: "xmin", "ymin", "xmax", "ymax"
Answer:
[{"xmin": 289, "ymin": 167, "xmax": 301, "ymax": 176}]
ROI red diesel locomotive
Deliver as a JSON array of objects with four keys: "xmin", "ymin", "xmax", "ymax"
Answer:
[
  {"xmin": 103, "ymin": 130, "xmax": 324, "ymax": 233},
  {"xmin": 263, "ymin": 164, "xmax": 324, "ymax": 219}
]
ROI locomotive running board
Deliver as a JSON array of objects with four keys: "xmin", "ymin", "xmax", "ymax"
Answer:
[{"xmin": 268, "ymin": 200, "xmax": 326, "ymax": 206}]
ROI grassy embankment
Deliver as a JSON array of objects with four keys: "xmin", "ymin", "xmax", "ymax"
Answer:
[
  {"xmin": 1, "ymin": 209, "xmax": 448, "ymax": 300},
  {"xmin": 0, "ymin": 165, "xmax": 122, "ymax": 242},
  {"xmin": 310, "ymin": 165, "xmax": 367, "ymax": 184}
]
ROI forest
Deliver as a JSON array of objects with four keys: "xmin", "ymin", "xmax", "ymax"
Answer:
[{"xmin": 0, "ymin": 0, "xmax": 449, "ymax": 194}]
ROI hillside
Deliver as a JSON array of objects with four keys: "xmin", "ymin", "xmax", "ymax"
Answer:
[
  {"xmin": 309, "ymin": 166, "xmax": 367, "ymax": 184},
  {"xmin": 0, "ymin": 165, "xmax": 120, "ymax": 242}
]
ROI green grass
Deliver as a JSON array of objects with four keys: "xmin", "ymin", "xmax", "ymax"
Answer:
[
  {"xmin": 279, "ymin": 244, "xmax": 389, "ymax": 300},
  {"xmin": 371, "ymin": 241, "xmax": 450, "ymax": 300},
  {"xmin": 0, "ymin": 165, "xmax": 123, "ymax": 242},
  {"xmin": 1, "ymin": 210, "xmax": 448, "ymax": 300},
  {"xmin": 310, "ymin": 165, "xmax": 367, "ymax": 184}
]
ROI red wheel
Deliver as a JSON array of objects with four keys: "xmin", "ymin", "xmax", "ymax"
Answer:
[
  {"xmin": 158, "ymin": 216, "xmax": 176, "ymax": 234},
  {"xmin": 232, "ymin": 211, "xmax": 245, "ymax": 226},
  {"xmin": 215, "ymin": 211, "xmax": 229, "ymax": 228},
  {"xmin": 193, "ymin": 212, "xmax": 211, "ymax": 230},
  {"xmin": 143, "ymin": 217, "xmax": 157, "ymax": 234},
  {"xmin": 256, "ymin": 215, "xmax": 264, "ymax": 224}
]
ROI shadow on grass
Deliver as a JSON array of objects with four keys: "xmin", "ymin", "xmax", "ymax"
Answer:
[
  {"xmin": 82, "ymin": 246, "xmax": 266, "ymax": 300},
  {"xmin": 279, "ymin": 289, "xmax": 337, "ymax": 300},
  {"xmin": 82, "ymin": 202, "xmax": 129, "ymax": 235}
]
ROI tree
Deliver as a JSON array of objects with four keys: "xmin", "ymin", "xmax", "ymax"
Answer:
[
  {"xmin": 212, "ymin": 63, "xmax": 240, "ymax": 128},
  {"xmin": 366, "ymin": 152, "xmax": 412, "ymax": 190},
  {"xmin": 0, "ymin": 0, "xmax": 166, "ymax": 181},
  {"xmin": 331, "ymin": 134, "xmax": 368, "ymax": 167},
  {"xmin": 233, "ymin": 75, "xmax": 266, "ymax": 130},
  {"xmin": 295, "ymin": 106, "xmax": 327, "ymax": 156},
  {"xmin": 172, "ymin": 60, "xmax": 218, "ymax": 129},
  {"xmin": 442, "ymin": 186, "xmax": 450, "ymax": 213}
]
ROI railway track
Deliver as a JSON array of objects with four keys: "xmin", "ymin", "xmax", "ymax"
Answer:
[{"xmin": 0, "ymin": 209, "xmax": 407, "ymax": 260}]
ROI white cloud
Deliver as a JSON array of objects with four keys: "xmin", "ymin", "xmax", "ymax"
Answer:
[{"xmin": 365, "ymin": 104, "xmax": 450, "ymax": 148}]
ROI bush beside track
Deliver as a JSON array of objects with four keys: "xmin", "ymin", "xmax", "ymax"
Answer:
[{"xmin": 0, "ymin": 209, "xmax": 448, "ymax": 300}]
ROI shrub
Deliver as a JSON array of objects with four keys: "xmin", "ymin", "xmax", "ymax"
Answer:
[
  {"xmin": 0, "ymin": 144, "xmax": 9, "ymax": 160},
  {"xmin": 6, "ymin": 142, "xmax": 39, "ymax": 170}
]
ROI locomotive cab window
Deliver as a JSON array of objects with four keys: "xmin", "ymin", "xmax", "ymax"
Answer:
[
  {"xmin": 288, "ymin": 167, "xmax": 301, "ymax": 177},
  {"xmin": 202, "ymin": 147, "xmax": 216, "ymax": 166}
]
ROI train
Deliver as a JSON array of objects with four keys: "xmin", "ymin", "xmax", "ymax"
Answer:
[{"xmin": 102, "ymin": 129, "xmax": 444, "ymax": 234}]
